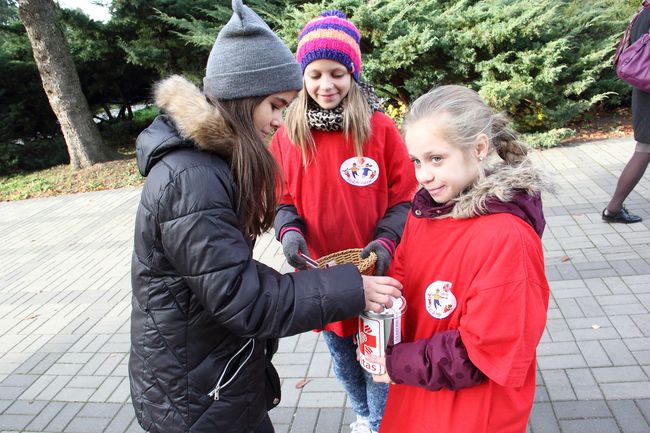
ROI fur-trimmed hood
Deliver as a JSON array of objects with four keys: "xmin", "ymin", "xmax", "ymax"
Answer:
[
  {"xmin": 135, "ymin": 75, "xmax": 235, "ymax": 176},
  {"xmin": 412, "ymin": 158, "xmax": 553, "ymax": 237}
]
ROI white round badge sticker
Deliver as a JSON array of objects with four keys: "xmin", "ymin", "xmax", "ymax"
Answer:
[
  {"xmin": 424, "ymin": 281, "xmax": 457, "ymax": 319},
  {"xmin": 340, "ymin": 156, "xmax": 379, "ymax": 186}
]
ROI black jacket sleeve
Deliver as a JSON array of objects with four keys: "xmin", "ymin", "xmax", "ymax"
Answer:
[
  {"xmin": 374, "ymin": 202, "xmax": 411, "ymax": 243},
  {"xmin": 631, "ymin": 7, "xmax": 650, "ymax": 43},
  {"xmin": 274, "ymin": 204, "xmax": 304, "ymax": 241},
  {"xmin": 157, "ymin": 163, "xmax": 365, "ymax": 339}
]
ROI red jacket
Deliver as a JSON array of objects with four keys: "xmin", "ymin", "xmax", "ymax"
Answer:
[
  {"xmin": 270, "ymin": 111, "xmax": 417, "ymax": 336},
  {"xmin": 381, "ymin": 161, "xmax": 550, "ymax": 433}
]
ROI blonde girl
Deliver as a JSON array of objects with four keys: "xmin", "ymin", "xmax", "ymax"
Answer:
[
  {"xmin": 372, "ymin": 85, "xmax": 551, "ymax": 433},
  {"xmin": 269, "ymin": 10, "xmax": 417, "ymax": 433}
]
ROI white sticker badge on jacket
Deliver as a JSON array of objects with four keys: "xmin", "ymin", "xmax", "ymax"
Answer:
[
  {"xmin": 340, "ymin": 156, "xmax": 379, "ymax": 186},
  {"xmin": 425, "ymin": 281, "xmax": 457, "ymax": 319}
]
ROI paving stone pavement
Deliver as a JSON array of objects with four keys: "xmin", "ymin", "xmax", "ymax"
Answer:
[{"xmin": 0, "ymin": 136, "xmax": 649, "ymax": 433}]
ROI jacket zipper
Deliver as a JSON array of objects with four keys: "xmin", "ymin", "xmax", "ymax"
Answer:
[{"xmin": 208, "ymin": 338, "xmax": 255, "ymax": 401}]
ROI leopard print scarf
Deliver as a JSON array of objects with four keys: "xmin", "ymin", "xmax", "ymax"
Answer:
[{"xmin": 306, "ymin": 82, "xmax": 383, "ymax": 132}]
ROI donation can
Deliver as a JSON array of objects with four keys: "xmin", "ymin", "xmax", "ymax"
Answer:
[{"xmin": 358, "ymin": 296, "xmax": 406, "ymax": 374}]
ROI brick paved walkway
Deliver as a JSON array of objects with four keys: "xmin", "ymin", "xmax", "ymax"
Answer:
[{"xmin": 0, "ymin": 136, "xmax": 649, "ymax": 433}]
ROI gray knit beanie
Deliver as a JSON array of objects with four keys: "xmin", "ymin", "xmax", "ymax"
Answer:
[{"xmin": 203, "ymin": 0, "xmax": 303, "ymax": 100}]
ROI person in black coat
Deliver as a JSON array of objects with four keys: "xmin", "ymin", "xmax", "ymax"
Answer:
[
  {"xmin": 128, "ymin": 2, "xmax": 403, "ymax": 433},
  {"xmin": 603, "ymin": 3, "xmax": 650, "ymax": 223}
]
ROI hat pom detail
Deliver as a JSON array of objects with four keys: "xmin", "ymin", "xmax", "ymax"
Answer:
[
  {"xmin": 203, "ymin": 0, "xmax": 303, "ymax": 99},
  {"xmin": 320, "ymin": 9, "xmax": 347, "ymax": 19},
  {"xmin": 231, "ymin": 0, "xmax": 243, "ymax": 15}
]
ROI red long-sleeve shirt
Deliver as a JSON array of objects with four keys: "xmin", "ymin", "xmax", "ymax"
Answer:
[{"xmin": 270, "ymin": 111, "xmax": 417, "ymax": 336}]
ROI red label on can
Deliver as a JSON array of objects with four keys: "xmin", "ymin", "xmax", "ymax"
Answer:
[
  {"xmin": 357, "ymin": 297, "xmax": 407, "ymax": 375},
  {"xmin": 358, "ymin": 315, "xmax": 387, "ymax": 374}
]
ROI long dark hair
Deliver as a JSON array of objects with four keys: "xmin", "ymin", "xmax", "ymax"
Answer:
[{"xmin": 213, "ymin": 96, "xmax": 279, "ymax": 241}]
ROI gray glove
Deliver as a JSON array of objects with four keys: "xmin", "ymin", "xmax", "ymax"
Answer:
[
  {"xmin": 361, "ymin": 239, "xmax": 392, "ymax": 276},
  {"xmin": 281, "ymin": 230, "xmax": 310, "ymax": 270}
]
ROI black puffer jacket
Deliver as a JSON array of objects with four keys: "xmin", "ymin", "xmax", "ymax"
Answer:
[{"xmin": 129, "ymin": 76, "xmax": 365, "ymax": 433}]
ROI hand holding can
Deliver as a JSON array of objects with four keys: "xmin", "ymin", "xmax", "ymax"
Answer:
[
  {"xmin": 358, "ymin": 296, "xmax": 407, "ymax": 375},
  {"xmin": 363, "ymin": 354, "xmax": 394, "ymax": 384},
  {"xmin": 361, "ymin": 275, "xmax": 402, "ymax": 313}
]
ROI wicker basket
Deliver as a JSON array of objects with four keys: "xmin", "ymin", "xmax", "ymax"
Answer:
[{"xmin": 316, "ymin": 248, "xmax": 377, "ymax": 276}]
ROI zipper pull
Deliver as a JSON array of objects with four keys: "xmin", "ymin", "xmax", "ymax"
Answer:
[{"xmin": 208, "ymin": 386, "xmax": 220, "ymax": 401}]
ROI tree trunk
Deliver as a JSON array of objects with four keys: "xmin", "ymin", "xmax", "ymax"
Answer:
[{"xmin": 17, "ymin": 0, "xmax": 113, "ymax": 169}]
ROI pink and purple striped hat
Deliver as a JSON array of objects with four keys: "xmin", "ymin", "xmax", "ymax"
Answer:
[{"xmin": 296, "ymin": 10, "xmax": 362, "ymax": 81}]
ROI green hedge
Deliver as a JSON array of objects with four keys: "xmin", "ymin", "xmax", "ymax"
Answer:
[{"xmin": 273, "ymin": 0, "xmax": 638, "ymax": 138}]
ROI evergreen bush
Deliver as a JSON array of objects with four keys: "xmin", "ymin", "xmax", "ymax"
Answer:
[{"xmin": 272, "ymin": 0, "xmax": 638, "ymax": 140}]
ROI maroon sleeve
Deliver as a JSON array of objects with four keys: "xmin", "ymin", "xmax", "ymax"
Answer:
[{"xmin": 385, "ymin": 329, "xmax": 486, "ymax": 391}]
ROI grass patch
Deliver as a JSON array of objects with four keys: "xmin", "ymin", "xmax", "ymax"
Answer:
[
  {"xmin": 0, "ymin": 105, "xmax": 158, "ymax": 201},
  {"xmin": 0, "ymin": 157, "xmax": 143, "ymax": 201},
  {"xmin": 0, "ymin": 105, "xmax": 634, "ymax": 202}
]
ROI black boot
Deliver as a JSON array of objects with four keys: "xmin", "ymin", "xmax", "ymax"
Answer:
[{"xmin": 602, "ymin": 206, "xmax": 642, "ymax": 224}]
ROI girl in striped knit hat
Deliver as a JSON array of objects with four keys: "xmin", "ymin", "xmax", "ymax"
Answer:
[{"xmin": 270, "ymin": 10, "xmax": 417, "ymax": 433}]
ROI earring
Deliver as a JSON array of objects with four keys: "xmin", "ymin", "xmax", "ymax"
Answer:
[{"xmin": 478, "ymin": 156, "xmax": 484, "ymax": 161}]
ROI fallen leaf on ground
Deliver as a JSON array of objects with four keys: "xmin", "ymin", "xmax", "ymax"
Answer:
[
  {"xmin": 295, "ymin": 379, "xmax": 311, "ymax": 389},
  {"xmin": 561, "ymin": 256, "xmax": 571, "ymax": 262}
]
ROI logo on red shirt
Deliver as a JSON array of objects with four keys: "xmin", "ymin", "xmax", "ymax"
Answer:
[
  {"xmin": 425, "ymin": 281, "xmax": 457, "ymax": 319},
  {"xmin": 340, "ymin": 156, "xmax": 379, "ymax": 186}
]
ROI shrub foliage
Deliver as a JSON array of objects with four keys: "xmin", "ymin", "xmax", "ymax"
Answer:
[
  {"xmin": 273, "ymin": 0, "xmax": 638, "ymax": 133},
  {"xmin": 0, "ymin": 0, "xmax": 642, "ymax": 173}
]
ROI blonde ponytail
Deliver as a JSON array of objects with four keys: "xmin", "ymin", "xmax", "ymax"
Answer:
[{"xmin": 490, "ymin": 112, "xmax": 529, "ymax": 165}]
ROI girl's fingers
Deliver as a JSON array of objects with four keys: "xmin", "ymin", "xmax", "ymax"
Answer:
[
  {"xmin": 366, "ymin": 293, "xmax": 396, "ymax": 310},
  {"xmin": 364, "ymin": 354, "xmax": 386, "ymax": 366},
  {"xmin": 366, "ymin": 300, "xmax": 388, "ymax": 313},
  {"xmin": 371, "ymin": 373, "xmax": 394, "ymax": 384},
  {"xmin": 377, "ymin": 276, "xmax": 403, "ymax": 288}
]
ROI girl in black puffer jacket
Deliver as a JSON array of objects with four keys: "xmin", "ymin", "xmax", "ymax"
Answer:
[{"xmin": 129, "ymin": 2, "xmax": 402, "ymax": 433}]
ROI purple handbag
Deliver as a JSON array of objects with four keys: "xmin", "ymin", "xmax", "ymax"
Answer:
[{"xmin": 614, "ymin": 1, "xmax": 650, "ymax": 92}]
